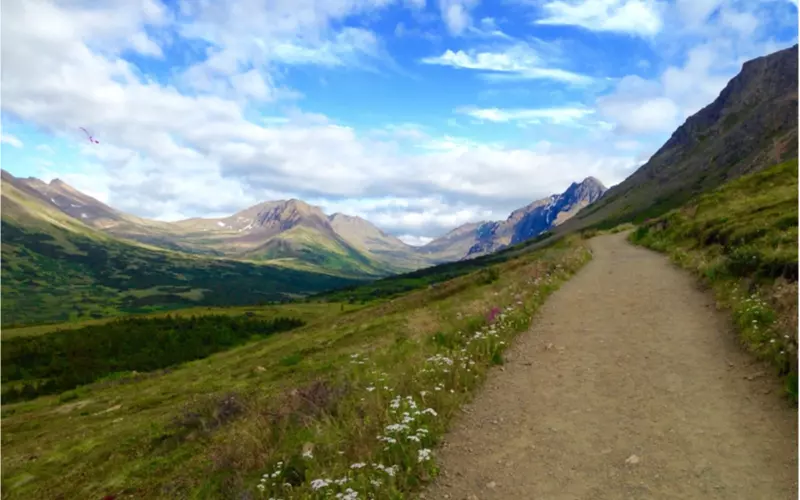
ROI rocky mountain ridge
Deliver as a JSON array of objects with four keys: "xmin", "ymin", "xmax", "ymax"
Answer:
[{"xmin": 2, "ymin": 169, "xmax": 607, "ymax": 274}]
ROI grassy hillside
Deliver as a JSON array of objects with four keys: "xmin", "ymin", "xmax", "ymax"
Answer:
[
  {"xmin": 242, "ymin": 225, "xmax": 390, "ymax": 277},
  {"xmin": 630, "ymin": 159, "xmax": 798, "ymax": 398},
  {"xmin": 1, "ymin": 182, "xmax": 364, "ymax": 327},
  {"xmin": 315, "ymin": 230, "xmax": 557, "ymax": 304},
  {"xmin": 0, "ymin": 234, "xmax": 591, "ymax": 499}
]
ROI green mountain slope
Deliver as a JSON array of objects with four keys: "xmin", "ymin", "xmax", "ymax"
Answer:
[
  {"xmin": 328, "ymin": 212, "xmax": 435, "ymax": 271},
  {"xmin": 240, "ymin": 225, "xmax": 390, "ymax": 276},
  {"xmin": 1, "ymin": 181, "xmax": 363, "ymax": 326},
  {"xmin": 560, "ymin": 44, "xmax": 798, "ymax": 233},
  {"xmin": 1, "ymin": 170, "xmax": 210, "ymax": 255}
]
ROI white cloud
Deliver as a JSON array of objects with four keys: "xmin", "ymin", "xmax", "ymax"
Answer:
[
  {"xmin": 597, "ymin": 76, "xmax": 680, "ymax": 133},
  {"xmin": 398, "ymin": 234, "xmax": 434, "ymax": 246},
  {"xmin": 421, "ymin": 44, "xmax": 592, "ymax": 84},
  {"xmin": 468, "ymin": 17, "xmax": 512, "ymax": 38},
  {"xmin": 130, "ymin": 31, "xmax": 164, "ymax": 58},
  {"xmin": 1, "ymin": 134, "xmax": 24, "ymax": 148},
  {"xmin": 438, "ymin": 0, "xmax": 480, "ymax": 35},
  {"xmin": 595, "ymin": 2, "xmax": 794, "ymax": 136},
  {"xmin": 457, "ymin": 106, "xmax": 596, "ymax": 125},
  {"xmin": 535, "ymin": 0, "xmax": 666, "ymax": 36},
  {"xmin": 675, "ymin": 0, "xmax": 723, "ymax": 27},
  {"xmin": 230, "ymin": 69, "xmax": 273, "ymax": 101}
]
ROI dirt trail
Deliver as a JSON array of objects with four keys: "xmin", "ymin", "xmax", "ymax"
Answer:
[{"xmin": 426, "ymin": 233, "xmax": 797, "ymax": 500}]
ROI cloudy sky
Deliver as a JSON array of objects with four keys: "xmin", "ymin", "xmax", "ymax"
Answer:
[{"xmin": 1, "ymin": 0, "xmax": 797, "ymax": 245}]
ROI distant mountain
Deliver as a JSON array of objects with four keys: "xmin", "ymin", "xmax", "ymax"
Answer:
[
  {"xmin": 3, "ymin": 169, "xmax": 609, "ymax": 274},
  {"xmin": 170, "ymin": 199, "xmax": 398, "ymax": 276},
  {"xmin": 417, "ymin": 222, "xmax": 488, "ymax": 263},
  {"xmin": 560, "ymin": 43, "xmax": 799, "ymax": 233},
  {"xmin": 1, "ymin": 175, "xmax": 361, "ymax": 326},
  {"xmin": 3, "ymin": 171, "xmax": 203, "ymax": 254},
  {"xmin": 419, "ymin": 177, "xmax": 607, "ymax": 261},
  {"xmin": 328, "ymin": 213, "xmax": 432, "ymax": 270}
]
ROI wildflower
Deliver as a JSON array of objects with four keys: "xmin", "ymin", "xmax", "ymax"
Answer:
[
  {"xmin": 336, "ymin": 488, "xmax": 359, "ymax": 500},
  {"xmin": 385, "ymin": 423, "xmax": 409, "ymax": 433},
  {"xmin": 422, "ymin": 408, "xmax": 438, "ymax": 416},
  {"xmin": 418, "ymin": 448, "xmax": 432, "ymax": 462},
  {"xmin": 370, "ymin": 479, "xmax": 382, "ymax": 487},
  {"xmin": 257, "ymin": 484, "xmax": 266, "ymax": 492},
  {"xmin": 366, "ymin": 386, "xmax": 375, "ymax": 392},
  {"xmin": 334, "ymin": 477, "xmax": 349, "ymax": 485},
  {"xmin": 351, "ymin": 462, "xmax": 366, "ymax": 469},
  {"xmin": 302, "ymin": 449, "xmax": 314, "ymax": 459},
  {"xmin": 310, "ymin": 479, "xmax": 331, "ymax": 490},
  {"xmin": 408, "ymin": 435, "xmax": 421, "ymax": 442}
]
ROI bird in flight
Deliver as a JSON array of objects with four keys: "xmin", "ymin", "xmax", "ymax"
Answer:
[{"xmin": 79, "ymin": 127, "xmax": 100, "ymax": 144}]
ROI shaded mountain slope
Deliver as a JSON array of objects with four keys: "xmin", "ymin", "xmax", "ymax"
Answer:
[{"xmin": 561, "ymin": 43, "xmax": 799, "ymax": 233}]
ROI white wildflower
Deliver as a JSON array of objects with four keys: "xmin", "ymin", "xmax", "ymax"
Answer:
[
  {"xmin": 418, "ymin": 448, "xmax": 432, "ymax": 462},
  {"xmin": 310, "ymin": 478, "xmax": 331, "ymax": 490},
  {"xmin": 351, "ymin": 462, "xmax": 366, "ymax": 469},
  {"xmin": 385, "ymin": 423, "xmax": 409, "ymax": 433}
]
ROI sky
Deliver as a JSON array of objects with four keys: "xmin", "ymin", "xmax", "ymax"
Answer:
[{"xmin": 1, "ymin": 0, "xmax": 797, "ymax": 246}]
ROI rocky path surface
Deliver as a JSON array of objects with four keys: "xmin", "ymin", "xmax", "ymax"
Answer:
[{"xmin": 425, "ymin": 232, "xmax": 797, "ymax": 500}]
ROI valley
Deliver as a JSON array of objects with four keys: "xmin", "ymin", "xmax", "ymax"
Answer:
[{"xmin": 2, "ymin": 165, "xmax": 606, "ymax": 327}]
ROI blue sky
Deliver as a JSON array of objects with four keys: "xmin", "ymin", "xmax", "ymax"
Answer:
[{"xmin": 2, "ymin": 0, "xmax": 797, "ymax": 243}]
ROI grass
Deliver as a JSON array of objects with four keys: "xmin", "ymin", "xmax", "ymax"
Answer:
[
  {"xmin": 0, "ymin": 234, "xmax": 591, "ymax": 499},
  {"xmin": 2, "ymin": 315, "xmax": 306, "ymax": 402},
  {"xmin": 313, "ymin": 231, "xmax": 556, "ymax": 305},
  {"xmin": 629, "ymin": 158, "xmax": 798, "ymax": 400},
  {"xmin": 1, "ymin": 302, "xmax": 349, "ymax": 340}
]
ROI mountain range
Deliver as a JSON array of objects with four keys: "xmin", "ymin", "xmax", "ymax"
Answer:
[
  {"xmin": 1, "ymin": 171, "xmax": 606, "ymax": 276},
  {"xmin": 2, "ymin": 43, "xmax": 796, "ymax": 326}
]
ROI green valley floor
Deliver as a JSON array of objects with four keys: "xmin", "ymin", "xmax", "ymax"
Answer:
[{"xmin": 425, "ymin": 232, "xmax": 798, "ymax": 499}]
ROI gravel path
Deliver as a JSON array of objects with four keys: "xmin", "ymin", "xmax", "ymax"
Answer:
[{"xmin": 425, "ymin": 232, "xmax": 798, "ymax": 500}]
